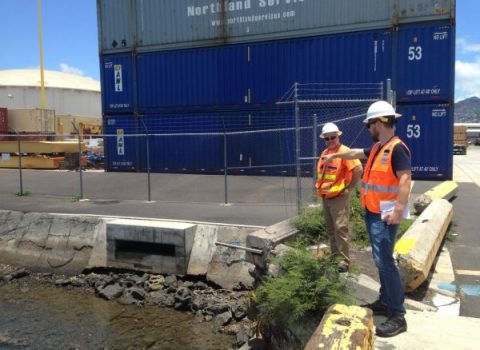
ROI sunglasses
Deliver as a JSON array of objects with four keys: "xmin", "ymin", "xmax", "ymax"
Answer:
[
  {"xmin": 324, "ymin": 135, "xmax": 337, "ymax": 141},
  {"xmin": 366, "ymin": 120, "xmax": 378, "ymax": 129}
]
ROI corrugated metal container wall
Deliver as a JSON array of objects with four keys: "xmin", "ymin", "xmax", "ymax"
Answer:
[
  {"xmin": 101, "ymin": 55, "xmax": 134, "ymax": 114},
  {"xmin": 97, "ymin": 0, "xmax": 135, "ymax": 52},
  {"xmin": 249, "ymin": 30, "xmax": 391, "ymax": 106},
  {"xmin": 137, "ymin": 45, "xmax": 249, "ymax": 113},
  {"xmin": 125, "ymin": 29, "xmax": 391, "ymax": 112},
  {"xmin": 103, "ymin": 115, "xmax": 140, "ymax": 171},
  {"xmin": 395, "ymin": 23, "xmax": 454, "ymax": 103},
  {"xmin": 396, "ymin": 103, "xmax": 453, "ymax": 180},
  {"xmin": 97, "ymin": 0, "xmax": 454, "ymax": 53},
  {"xmin": 0, "ymin": 108, "xmax": 7, "ymax": 134}
]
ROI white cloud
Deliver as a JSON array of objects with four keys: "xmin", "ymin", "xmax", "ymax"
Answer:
[
  {"xmin": 59, "ymin": 63, "xmax": 85, "ymax": 76},
  {"xmin": 455, "ymin": 58, "xmax": 480, "ymax": 101},
  {"xmin": 457, "ymin": 38, "xmax": 480, "ymax": 54}
]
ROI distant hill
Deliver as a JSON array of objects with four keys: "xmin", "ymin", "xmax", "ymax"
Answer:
[{"xmin": 455, "ymin": 97, "xmax": 480, "ymax": 123}]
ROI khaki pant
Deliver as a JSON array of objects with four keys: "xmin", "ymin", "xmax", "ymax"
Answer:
[{"xmin": 322, "ymin": 192, "xmax": 350, "ymax": 264}]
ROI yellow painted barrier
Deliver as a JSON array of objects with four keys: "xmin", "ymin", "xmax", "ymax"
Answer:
[
  {"xmin": 304, "ymin": 304, "xmax": 374, "ymax": 350},
  {"xmin": 395, "ymin": 199, "xmax": 453, "ymax": 292}
]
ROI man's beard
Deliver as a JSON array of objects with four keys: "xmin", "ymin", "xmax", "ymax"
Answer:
[{"xmin": 371, "ymin": 131, "xmax": 379, "ymax": 142}]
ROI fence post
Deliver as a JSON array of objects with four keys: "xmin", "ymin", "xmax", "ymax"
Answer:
[
  {"xmin": 312, "ymin": 114, "xmax": 318, "ymax": 200},
  {"xmin": 386, "ymin": 79, "xmax": 394, "ymax": 105},
  {"xmin": 294, "ymin": 82, "xmax": 301, "ymax": 214},
  {"xmin": 139, "ymin": 117, "xmax": 152, "ymax": 202},
  {"xmin": 223, "ymin": 131, "xmax": 228, "ymax": 204},
  {"xmin": 71, "ymin": 123, "xmax": 84, "ymax": 199},
  {"xmin": 12, "ymin": 129, "xmax": 24, "ymax": 196}
]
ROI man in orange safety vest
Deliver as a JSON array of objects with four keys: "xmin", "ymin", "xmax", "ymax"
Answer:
[
  {"xmin": 323, "ymin": 101, "xmax": 412, "ymax": 338},
  {"xmin": 316, "ymin": 122, "xmax": 362, "ymax": 273}
]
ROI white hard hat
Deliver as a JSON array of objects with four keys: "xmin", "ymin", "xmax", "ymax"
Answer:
[
  {"xmin": 320, "ymin": 122, "xmax": 342, "ymax": 138},
  {"xmin": 363, "ymin": 101, "xmax": 401, "ymax": 124}
]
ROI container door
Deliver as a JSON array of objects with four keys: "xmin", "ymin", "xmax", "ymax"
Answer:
[
  {"xmin": 102, "ymin": 55, "xmax": 134, "ymax": 114},
  {"xmin": 396, "ymin": 104, "xmax": 453, "ymax": 180},
  {"xmin": 395, "ymin": 23, "xmax": 454, "ymax": 103},
  {"xmin": 103, "ymin": 115, "xmax": 141, "ymax": 171}
]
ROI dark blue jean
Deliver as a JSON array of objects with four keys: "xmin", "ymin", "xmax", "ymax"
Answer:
[{"xmin": 365, "ymin": 210, "xmax": 406, "ymax": 316}]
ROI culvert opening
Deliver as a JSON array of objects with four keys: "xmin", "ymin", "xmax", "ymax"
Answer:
[{"xmin": 115, "ymin": 240, "xmax": 176, "ymax": 259}]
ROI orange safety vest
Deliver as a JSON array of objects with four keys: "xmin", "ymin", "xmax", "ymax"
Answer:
[
  {"xmin": 361, "ymin": 136, "xmax": 411, "ymax": 213},
  {"xmin": 316, "ymin": 144, "xmax": 352, "ymax": 199}
]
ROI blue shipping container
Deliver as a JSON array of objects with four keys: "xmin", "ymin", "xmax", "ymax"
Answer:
[
  {"xmin": 395, "ymin": 103, "xmax": 453, "ymax": 180},
  {"xmin": 101, "ymin": 55, "xmax": 135, "ymax": 114},
  {"xmin": 395, "ymin": 23, "xmax": 455, "ymax": 103}
]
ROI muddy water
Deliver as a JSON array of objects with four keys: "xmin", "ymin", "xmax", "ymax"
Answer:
[{"xmin": 0, "ymin": 281, "xmax": 234, "ymax": 350}]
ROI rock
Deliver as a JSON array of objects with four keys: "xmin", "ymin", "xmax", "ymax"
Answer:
[
  {"xmin": 126, "ymin": 287, "xmax": 146, "ymax": 301},
  {"xmin": 267, "ymin": 263, "xmax": 284, "ymax": 278},
  {"xmin": 164, "ymin": 275, "xmax": 178, "ymax": 287},
  {"xmin": 232, "ymin": 304, "xmax": 247, "ymax": 321},
  {"xmin": 174, "ymin": 287, "xmax": 192, "ymax": 310},
  {"xmin": 10, "ymin": 269, "xmax": 29, "ymax": 280},
  {"xmin": 207, "ymin": 246, "xmax": 256, "ymax": 290},
  {"xmin": 145, "ymin": 275, "xmax": 164, "ymax": 291},
  {"xmin": 191, "ymin": 295, "xmax": 209, "ymax": 312},
  {"xmin": 413, "ymin": 194, "xmax": 433, "ymax": 214},
  {"xmin": 183, "ymin": 281, "xmax": 194, "ymax": 289},
  {"xmin": 215, "ymin": 310, "xmax": 233, "ymax": 327},
  {"xmin": 206, "ymin": 303, "xmax": 230, "ymax": 315},
  {"xmin": 163, "ymin": 295, "xmax": 176, "ymax": 308},
  {"xmin": 235, "ymin": 325, "xmax": 253, "ymax": 348},
  {"xmin": 193, "ymin": 281, "xmax": 209, "ymax": 290},
  {"xmin": 97, "ymin": 284, "xmax": 124, "ymax": 300},
  {"xmin": 54, "ymin": 279, "xmax": 71, "ymax": 287},
  {"xmin": 147, "ymin": 290, "xmax": 169, "ymax": 306}
]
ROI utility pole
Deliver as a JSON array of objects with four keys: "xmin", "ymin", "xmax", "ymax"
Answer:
[{"xmin": 37, "ymin": 0, "xmax": 47, "ymax": 110}]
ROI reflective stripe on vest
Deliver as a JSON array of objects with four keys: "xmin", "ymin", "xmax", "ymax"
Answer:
[
  {"xmin": 316, "ymin": 144, "xmax": 350, "ymax": 199},
  {"xmin": 360, "ymin": 137, "xmax": 410, "ymax": 213}
]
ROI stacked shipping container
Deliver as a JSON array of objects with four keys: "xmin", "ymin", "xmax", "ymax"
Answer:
[{"xmin": 97, "ymin": 0, "xmax": 455, "ymax": 179}]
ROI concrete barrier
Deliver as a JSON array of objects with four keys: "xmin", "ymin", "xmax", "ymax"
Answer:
[
  {"xmin": 414, "ymin": 181, "xmax": 458, "ymax": 214},
  {"xmin": 304, "ymin": 304, "xmax": 374, "ymax": 350},
  {"xmin": 395, "ymin": 199, "xmax": 454, "ymax": 292}
]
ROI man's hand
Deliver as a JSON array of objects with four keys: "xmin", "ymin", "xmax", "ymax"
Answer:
[{"xmin": 323, "ymin": 154, "xmax": 336, "ymax": 164}]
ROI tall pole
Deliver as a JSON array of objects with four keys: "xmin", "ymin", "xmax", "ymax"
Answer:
[
  {"xmin": 37, "ymin": 0, "xmax": 47, "ymax": 110},
  {"xmin": 312, "ymin": 114, "xmax": 318, "ymax": 200},
  {"xmin": 294, "ymin": 83, "xmax": 301, "ymax": 214}
]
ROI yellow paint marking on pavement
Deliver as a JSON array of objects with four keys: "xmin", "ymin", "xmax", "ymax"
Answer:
[{"xmin": 455, "ymin": 269, "xmax": 480, "ymax": 276}]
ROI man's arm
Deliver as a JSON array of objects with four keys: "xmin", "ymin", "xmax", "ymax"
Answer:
[
  {"xmin": 385, "ymin": 169, "xmax": 411, "ymax": 225},
  {"xmin": 324, "ymin": 148, "xmax": 367, "ymax": 164},
  {"xmin": 348, "ymin": 165, "xmax": 363, "ymax": 191}
]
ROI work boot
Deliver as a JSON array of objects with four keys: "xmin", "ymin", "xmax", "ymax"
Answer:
[
  {"xmin": 360, "ymin": 299, "xmax": 388, "ymax": 316},
  {"xmin": 376, "ymin": 315, "xmax": 407, "ymax": 337},
  {"xmin": 337, "ymin": 261, "xmax": 349, "ymax": 273}
]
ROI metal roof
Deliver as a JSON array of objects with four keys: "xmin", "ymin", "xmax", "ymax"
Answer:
[{"xmin": 0, "ymin": 69, "xmax": 100, "ymax": 92}]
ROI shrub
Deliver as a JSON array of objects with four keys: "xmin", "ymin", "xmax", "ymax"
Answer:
[
  {"xmin": 253, "ymin": 242, "xmax": 353, "ymax": 329},
  {"xmin": 292, "ymin": 206, "xmax": 326, "ymax": 246}
]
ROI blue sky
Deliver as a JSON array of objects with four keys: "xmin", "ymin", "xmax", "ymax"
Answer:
[{"xmin": 0, "ymin": 1, "xmax": 476, "ymax": 101}]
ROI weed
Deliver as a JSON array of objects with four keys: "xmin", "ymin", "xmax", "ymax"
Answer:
[
  {"xmin": 14, "ymin": 190, "xmax": 32, "ymax": 196},
  {"xmin": 64, "ymin": 194, "xmax": 81, "ymax": 203},
  {"xmin": 292, "ymin": 206, "xmax": 326, "ymax": 246}
]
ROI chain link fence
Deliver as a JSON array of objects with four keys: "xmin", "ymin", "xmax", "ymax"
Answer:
[{"xmin": 0, "ymin": 82, "xmax": 387, "ymax": 212}]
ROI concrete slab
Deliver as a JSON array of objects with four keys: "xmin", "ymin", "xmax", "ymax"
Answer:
[
  {"xmin": 106, "ymin": 219, "xmax": 197, "ymax": 275},
  {"xmin": 374, "ymin": 311, "xmax": 480, "ymax": 350}
]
